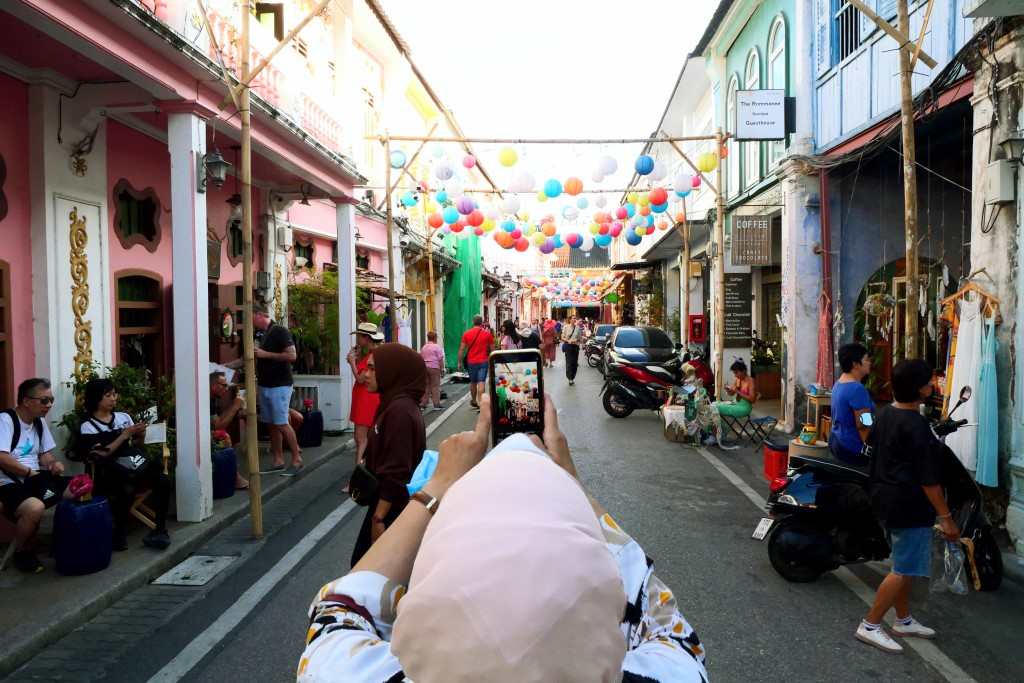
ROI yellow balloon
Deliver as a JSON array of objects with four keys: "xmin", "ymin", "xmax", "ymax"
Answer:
[
  {"xmin": 482, "ymin": 218, "xmax": 495, "ymax": 231},
  {"xmin": 589, "ymin": 222, "xmax": 601, "ymax": 235},
  {"xmin": 627, "ymin": 192, "xmax": 638, "ymax": 204},
  {"xmin": 697, "ymin": 151, "xmax": 719, "ymax": 173},
  {"xmin": 520, "ymin": 211, "xmax": 530, "ymax": 222},
  {"xmin": 638, "ymin": 193, "xmax": 650, "ymax": 207},
  {"xmin": 525, "ymin": 224, "xmax": 537, "ymax": 236},
  {"xmin": 428, "ymin": 200, "xmax": 440, "ymax": 213},
  {"xmin": 532, "ymin": 232, "xmax": 546, "ymax": 246},
  {"xmin": 536, "ymin": 191, "xmax": 548, "ymax": 203},
  {"xmin": 498, "ymin": 147, "xmax": 518, "ymax": 167}
]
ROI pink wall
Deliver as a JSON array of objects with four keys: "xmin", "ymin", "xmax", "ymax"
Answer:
[
  {"xmin": 287, "ymin": 200, "xmax": 336, "ymax": 237},
  {"xmin": 0, "ymin": 72, "xmax": 36, "ymax": 400},
  {"xmin": 355, "ymin": 214, "xmax": 388, "ymax": 275}
]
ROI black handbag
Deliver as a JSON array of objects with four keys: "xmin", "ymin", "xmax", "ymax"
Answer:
[{"xmin": 348, "ymin": 463, "xmax": 379, "ymax": 506}]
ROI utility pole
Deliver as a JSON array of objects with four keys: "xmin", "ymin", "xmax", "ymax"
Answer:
[
  {"xmin": 897, "ymin": 0, "xmax": 919, "ymax": 359},
  {"xmin": 384, "ymin": 135, "xmax": 398, "ymax": 342},
  {"xmin": 714, "ymin": 129, "xmax": 726, "ymax": 398}
]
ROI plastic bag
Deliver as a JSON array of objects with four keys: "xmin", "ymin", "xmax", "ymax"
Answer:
[
  {"xmin": 930, "ymin": 532, "xmax": 969, "ymax": 595},
  {"xmin": 407, "ymin": 450, "xmax": 438, "ymax": 495}
]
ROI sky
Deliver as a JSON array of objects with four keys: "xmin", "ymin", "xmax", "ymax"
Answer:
[{"xmin": 380, "ymin": 0, "xmax": 719, "ymax": 270}]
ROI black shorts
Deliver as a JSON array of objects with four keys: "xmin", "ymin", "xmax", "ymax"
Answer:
[{"xmin": 0, "ymin": 473, "xmax": 69, "ymax": 521}]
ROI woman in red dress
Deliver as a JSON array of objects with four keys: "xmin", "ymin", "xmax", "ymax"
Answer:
[
  {"xmin": 345, "ymin": 322, "xmax": 383, "ymax": 492},
  {"xmin": 541, "ymin": 318, "xmax": 558, "ymax": 368}
]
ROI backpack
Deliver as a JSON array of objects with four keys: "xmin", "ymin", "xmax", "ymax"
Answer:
[{"xmin": 1, "ymin": 409, "xmax": 45, "ymax": 482}]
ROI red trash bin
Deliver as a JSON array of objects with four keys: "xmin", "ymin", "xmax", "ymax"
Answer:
[{"xmin": 763, "ymin": 440, "xmax": 790, "ymax": 482}]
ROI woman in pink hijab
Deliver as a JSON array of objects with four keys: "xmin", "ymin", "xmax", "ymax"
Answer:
[{"xmin": 298, "ymin": 396, "xmax": 707, "ymax": 682}]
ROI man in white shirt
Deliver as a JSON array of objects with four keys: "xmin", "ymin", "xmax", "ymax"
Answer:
[{"xmin": 0, "ymin": 378, "xmax": 70, "ymax": 573}]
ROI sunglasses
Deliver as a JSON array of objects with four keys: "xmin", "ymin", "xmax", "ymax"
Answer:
[{"xmin": 29, "ymin": 396, "xmax": 55, "ymax": 405}]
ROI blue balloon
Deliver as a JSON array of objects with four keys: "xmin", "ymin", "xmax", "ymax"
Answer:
[
  {"xmin": 400, "ymin": 191, "xmax": 418, "ymax": 207},
  {"xmin": 651, "ymin": 202, "xmax": 668, "ymax": 214},
  {"xmin": 552, "ymin": 234, "xmax": 564, "ymax": 248},
  {"xmin": 576, "ymin": 197, "xmax": 589, "ymax": 209},
  {"xmin": 645, "ymin": 215, "xmax": 655, "ymax": 227},
  {"xmin": 675, "ymin": 189, "xmax": 692, "ymax": 198},
  {"xmin": 595, "ymin": 234, "xmax": 612, "ymax": 248},
  {"xmin": 635, "ymin": 155, "xmax": 654, "ymax": 175},
  {"xmin": 625, "ymin": 230, "xmax": 642, "ymax": 246},
  {"xmin": 436, "ymin": 191, "xmax": 449, "ymax": 204},
  {"xmin": 625, "ymin": 203, "xmax": 636, "ymax": 218},
  {"xmin": 543, "ymin": 179, "xmax": 563, "ymax": 198},
  {"xmin": 389, "ymin": 150, "xmax": 407, "ymax": 169},
  {"xmin": 442, "ymin": 206, "xmax": 459, "ymax": 224},
  {"xmin": 501, "ymin": 219, "xmax": 516, "ymax": 233}
]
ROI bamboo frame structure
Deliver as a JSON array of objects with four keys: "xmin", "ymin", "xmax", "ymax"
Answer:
[{"xmin": 374, "ymin": 134, "xmax": 728, "ymax": 145}]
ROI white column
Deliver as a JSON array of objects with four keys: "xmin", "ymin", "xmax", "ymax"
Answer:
[
  {"xmin": 792, "ymin": 0, "xmax": 816, "ymax": 152},
  {"xmin": 336, "ymin": 201, "xmax": 357, "ymax": 429},
  {"xmin": 167, "ymin": 112, "xmax": 212, "ymax": 522}
]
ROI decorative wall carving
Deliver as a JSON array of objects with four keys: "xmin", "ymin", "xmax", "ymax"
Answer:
[
  {"xmin": 69, "ymin": 207, "xmax": 93, "ymax": 378},
  {"xmin": 274, "ymin": 263, "xmax": 283, "ymax": 320}
]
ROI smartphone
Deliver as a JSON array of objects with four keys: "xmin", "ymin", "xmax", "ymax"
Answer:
[{"xmin": 488, "ymin": 349, "xmax": 545, "ymax": 446}]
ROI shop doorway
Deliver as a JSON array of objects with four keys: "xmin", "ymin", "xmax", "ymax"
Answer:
[{"xmin": 761, "ymin": 282, "xmax": 782, "ymax": 349}]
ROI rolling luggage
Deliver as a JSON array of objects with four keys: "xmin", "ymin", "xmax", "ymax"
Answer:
[
  {"xmin": 212, "ymin": 447, "xmax": 237, "ymax": 499},
  {"xmin": 298, "ymin": 407, "xmax": 324, "ymax": 448},
  {"xmin": 54, "ymin": 497, "xmax": 112, "ymax": 576}
]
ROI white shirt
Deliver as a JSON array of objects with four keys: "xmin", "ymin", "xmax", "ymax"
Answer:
[
  {"xmin": 80, "ymin": 412, "xmax": 135, "ymax": 435},
  {"xmin": 0, "ymin": 412, "xmax": 57, "ymax": 486}
]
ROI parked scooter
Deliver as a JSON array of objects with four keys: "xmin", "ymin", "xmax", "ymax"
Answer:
[{"xmin": 755, "ymin": 386, "xmax": 1002, "ymax": 590}]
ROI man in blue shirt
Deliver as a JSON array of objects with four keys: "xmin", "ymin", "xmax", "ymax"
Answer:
[{"xmin": 829, "ymin": 343, "xmax": 874, "ymax": 465}]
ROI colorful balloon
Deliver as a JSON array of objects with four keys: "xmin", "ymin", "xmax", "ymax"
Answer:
[
  {"xmin": 626, "ymin": 230, "xmax": 642, "ymax": 246},
  {"xmin": 467, "ymin": 209, "xmax": 485, "ymax": 227},
  {"xmin": 541, "ymin": 222, "xmax": 557, "ymax": 237},
  {"xmin": 649, "ymin": 187, "xmax": 668, "ymax": 205},
  {"xmin": 543, "ymin": 179, "xmax": 563, "ymax": 198},
  {"xmin": 499, "ymin": 147, "xmax": 518, "ymax": 167},
  {"xmin": 634, "ymin": 155, "xmax": 654, "ymax": 175},
  {"xmin": 651, "ymin": 202, "xmax": 668, "ymax": 214},
  {"xmin": 536, "ymin": 191, "xmax": 548, "ymax": 203},
  {"xmin": 435, "ymin": 162, "xmax": 454, "ymax": 180},
  {"xmin": 564, "ymin": 177, "xmax": 583, "ymax": 196},
  {"xmin": 673, "ymin": 174, "xmax": 694, "ymax": 193},
  {"xmin": 427, "ymin": 212, "xmax": 444, "ymax": 229},
  {"xmin": 514, "ymin": 238, "xmax": 529, "ymax": 252},
  {"xmin": 435, "ymin": 190, "xmax": 449, "ymax": 204},
  {"xmin": 501, "ymin": 196, "xmax": 521, "ymax": 214},
  {"xmin": 389, "ymin": 150, "xmax": 407, "ymax": 169},
  {"xmin": 456, "ymin": 196, "xmax": 475, "ymax": 215},
  {"xmin": 576, "ymin": 196, "xmax": 589, "ymax": 209},
  {"xmin": 442, "ymin": 206, "xmax": 459, "ymax": 224},
  {"xmin": 462, "ymin": 155, "xmax": 476, "ymax": 169},
  {"xmin": 597, "ymin": 155, "xmax": 618, "ymax": 176},
  {"xmin": 692, "ymin": 175, "xmax": 702, "ymax": 188},
  {"xmin": 501, "ymin": 219, "xmax": 516, "ymax": 232},
  {"xmin": 400, "ymin": 191, "xmax": 417, "ymax": 207},
  {"xmin": 610, "ymin": 222, "xmax": 623, "ymax": 237},
  {"xmin": 697, "ymin": 152, "xmax": 719, "ymax": 173},
  {"xmin": 615, "ymin": 206, "xmax": 628, "ymax": 220},
  {"xmin": 595, "ymin": 234, "xmax": 612, "ymax": 248}
]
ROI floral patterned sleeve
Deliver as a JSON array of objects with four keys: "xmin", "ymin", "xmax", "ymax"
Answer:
[
  {"xmin": 601, "ymin": 513, "xmax": 709, "ymax": 683},
  {"xmin": 299, "ymin": 520, "xmax": 708, "ymax": 683}
]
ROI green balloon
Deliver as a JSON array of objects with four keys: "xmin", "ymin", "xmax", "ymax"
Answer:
[{"xmin": 604, "ymin": 293, "xmax": 620, "ymax": 304}]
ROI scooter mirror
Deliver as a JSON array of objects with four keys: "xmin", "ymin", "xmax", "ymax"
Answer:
[{"xmin": 959, "ymin": 386, "xmax": 972, "ymax": 403}]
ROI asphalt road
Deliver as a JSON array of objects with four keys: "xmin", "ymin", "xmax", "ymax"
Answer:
[{"xmin": 32, "ymin": 362, "xmax": 1024, "ymax": 682}]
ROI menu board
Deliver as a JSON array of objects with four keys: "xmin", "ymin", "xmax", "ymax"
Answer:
[{"xmin": 723, "ymin": 273, "xmax": 752, "ymax": 347}]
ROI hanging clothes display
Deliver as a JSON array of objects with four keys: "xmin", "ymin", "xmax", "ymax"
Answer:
[
  {"xmin": 975, "ymin": 316, "xmax": 999, "ymax": 487},
  {"xmin": 945, "ymin": 295, "xmax": 982, "ymax": 471}
]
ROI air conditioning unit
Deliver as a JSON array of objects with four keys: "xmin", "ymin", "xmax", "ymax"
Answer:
[
  {"xmin": 276, "ymin": 224, "xmax": 293, "ymax": 249},
  {"xmin": 255, "ymin": 271, "xmax": 272, "ymax": 291}
]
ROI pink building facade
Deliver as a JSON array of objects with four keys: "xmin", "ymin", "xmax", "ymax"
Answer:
[{"xmin": 0, "ymin": 0, "xmax": 367, "ymax": 521}]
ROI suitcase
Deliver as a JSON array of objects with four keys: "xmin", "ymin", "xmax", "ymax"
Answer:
[
  {"xmin": 297, "ymin": 409, "xmax": 323, "ymax": 448},
  {"xmin": 212, "ymin": 448, "xmax": 237, "ymax": 500},
  {"xmin": 54, "ymin": 497, "xmax": 113, "ymax": 576}
]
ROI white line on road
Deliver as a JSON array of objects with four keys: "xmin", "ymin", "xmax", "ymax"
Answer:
[
  {"xmin": 427, "ymin": 391, "xmax": 472, "ymax": 438},
  {"xmin": 148, "ymin": 499, "xmax": 358, "ymax": 683},
  {"xmin": 696, "ymin": 447, "xmax": 977, "ymax": 683}
]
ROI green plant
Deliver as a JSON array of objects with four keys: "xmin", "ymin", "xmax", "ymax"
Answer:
[
  {"xmin": 289, "ymin": 270, "xmax": 341, "ymax": 374},
  {"xmin": 667, "ymin": 308, "xmax": 681, "ymax": 343},
  {"xmin": 751, "ymin": 331, "xmax": 779, "ymax": 368}
]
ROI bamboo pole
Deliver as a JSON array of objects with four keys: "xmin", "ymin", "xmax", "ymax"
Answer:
[
  {"xmin": 713, "ymin": 130, "xmax": 726, "ymax": 399},
  {"xmin": 897, "ymin": 0, "xmax": 920, "ymax": 359},
  {"xmin": 909, "ymin": 0, "xmax": 936, "ymax": 73},
  {"xmin": 368, "ymin": 134, "xmax": 722, "ymax": 145},
  {"xmin": 847, "ymin": 0, "xmax": 937, "ymax": 69},
  {"xmin": 659, "ymin": 131, "xmax": 720, "ymax": 195},
  {"xmin": 243, "ymin": 0, "xmax": 333, "ymax": 87},
  {"xmin": 376, "ymin": 121, "xmax": 440, "ymax": 212},
  {"xmin": 196, "ymin": 0, "xmax": 241, "ymax": 111},
  {"xmin": 426, "ymin": 226, "xmax": 437, "ymax": 334},
  {"xmin": 357, "ymin": 187, "xmax": 675, "ymax": 195},
  {"xmin": 239, "ymin": 3, "xmax": 262, "ymax": 539},
  {"xmin": 680, "ymin": 196, "xmax": 691, "ymax": 348},
  {"xmin": 384, "ymin": 135, "xmax": 398, "ymax": 342}
]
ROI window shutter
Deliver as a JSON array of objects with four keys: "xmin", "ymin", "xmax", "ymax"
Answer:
[
  {"xmin": 815, "ymin": 0, "xmax": 832, "ymax": 77},
  {"xmin": 860, "ymin": 0, "xmax": 876, "ymax": 38},
  {"xmin": 877, "ymin": 0, "xmax": 897, "ymax": 20}
]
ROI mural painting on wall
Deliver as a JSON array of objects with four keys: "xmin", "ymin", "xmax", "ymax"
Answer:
[{"xmin": 69, "ymin": 207, "xmax": 93, "ymax": 379}]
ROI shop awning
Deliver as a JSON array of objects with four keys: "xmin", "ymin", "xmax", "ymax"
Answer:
[{"xmin": 610, "ymin": 261, "xmax": 654, "ymax": 271}]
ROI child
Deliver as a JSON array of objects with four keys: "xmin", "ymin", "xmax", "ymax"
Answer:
[{"xmin": 419, "ymin": 331, "xmax": 446, "ymax": 411}]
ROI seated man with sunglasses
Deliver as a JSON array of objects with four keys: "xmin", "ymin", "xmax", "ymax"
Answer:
[{"xmin": 0, "ymin": 378, "xmax": 72, "ymax": 573}]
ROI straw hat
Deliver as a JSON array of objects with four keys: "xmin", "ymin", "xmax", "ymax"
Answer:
[{"xmin": 351, "ymin": 322, "xmax": 384, "ymax": 342}]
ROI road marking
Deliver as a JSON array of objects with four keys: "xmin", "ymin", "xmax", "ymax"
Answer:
[
  {"xmin": 697, "ymin": 447, "xmax": 977, "ymax": 683},
  {"xmin": 148, "ymin": 499, "xmax": 358, "ymax": 683}
]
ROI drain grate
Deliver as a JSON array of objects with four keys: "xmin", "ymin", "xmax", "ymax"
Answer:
[{"xmin": 152, "ymin": 555, "xmax": 237, "ymax": 586}]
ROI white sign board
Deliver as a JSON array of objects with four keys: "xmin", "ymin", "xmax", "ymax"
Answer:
[{"xmin": 735, "ymin": 89, "xmax": 786, "ymax": 141}]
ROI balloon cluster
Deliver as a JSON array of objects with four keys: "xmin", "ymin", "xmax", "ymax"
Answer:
[{"xmin": 521, "ymin": 271, "xmax": 618, "ymax": 307}]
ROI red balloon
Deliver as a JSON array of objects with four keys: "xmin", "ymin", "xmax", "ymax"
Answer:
[
  {"xmin": 474, "ymin": 227, "xmax": 484, "ymax": 236},
  {"xmin": 514, "ymin": 238, "xmax": 529, "ymax": 252},
  {"xmin": 427, "ymin": 212, "xmax": 444, "ymax": 229},
  {"xmin": 510, "ymin": 228, "xmax": 522, "ymax": 240},
  {"xmin": 468, "ymin": 209, "xmax": 485, "ymax": 227},
  {"xmin": 639, "ymin": 206, "xmax": 651, "ymax": 217},
  {"xmin": 599, "ymin": 223, "xmax": 610, "ymax": 235},
  {"xmin": 615, "ymin": 207, "xmax": 628, "ymax": 220},
  {"xmin": 649, "ymin": 187, "xmax": 668, "ymax": 205},
  {"xmin": 611, "ymin": 222, "xmax": 623, "ymax": 237}
]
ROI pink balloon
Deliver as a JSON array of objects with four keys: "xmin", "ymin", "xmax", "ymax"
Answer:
[
  {"xmin": 691, "ymin": 175, "xmax": 702, "ymax": 188},
  {"xmin": 462, "ymin": 155, "xmax": 477, "ymax": 169}
]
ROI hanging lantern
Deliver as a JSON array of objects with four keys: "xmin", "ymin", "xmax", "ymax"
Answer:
[
  {"xmin": 564, "ymin": 177, "xmax": 584, "ymax": 196},
  {"xmin": 696, "ymin": 152, "xmax": 719, "ymax": 173}
]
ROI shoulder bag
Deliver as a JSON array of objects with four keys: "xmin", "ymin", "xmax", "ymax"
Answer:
[{"xmin": 348, "ymin": 463, "xmax": 379, "ymax": 506}]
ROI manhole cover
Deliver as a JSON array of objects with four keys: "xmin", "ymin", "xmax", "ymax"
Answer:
[{"xmin": 152, "ymin": 555, "xmax": 236, "ymax": 586}]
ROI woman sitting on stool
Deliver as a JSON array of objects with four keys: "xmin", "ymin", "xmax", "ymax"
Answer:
[
  {"xmin": 705, "ymin": 358, "xmax": 757, "ymax": 447},
  {"xmin": 78, "ymin": 378, "xmax": 171, "ymax": 551}
]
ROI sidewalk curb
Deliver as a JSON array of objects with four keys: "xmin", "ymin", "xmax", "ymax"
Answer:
[{"xmin": 0, "ymin": 440, "xmax": 348, "ymax": 679}]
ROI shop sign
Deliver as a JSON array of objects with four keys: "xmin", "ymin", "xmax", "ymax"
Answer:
[
  {"xmin": 732, "ymin": 216, "xmax": 773, "ymax": 266},
  {"xmin": 723, "ymin": 273, "xmax": 753, "ymax": 347},
  {"xmin": 735, "ymin": 90, "xmax": 786, "ymax": 141}
]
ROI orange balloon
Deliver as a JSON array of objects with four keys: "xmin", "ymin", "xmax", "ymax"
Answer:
[
  {"xmin": 542, "ymin": 222, "xmax": 557, "ymax": 237},
  {"xmin": 657, "ymin": 220, "xmax": 669, "ymax": 230},
  {"xmin": 564, "ymin": 177, "xmax": 584, "ymax": 196},
  {"xmin": 514, "ymin": 238, "xmax": 529, "ymax": 252},
  {"xmin": 674, "ymin": 211, "xmax": 686, "ymax": 223},
  {"xmin": 640, "ymin": 206, "xmax": 651, "ymax": 217},
  {"xmin": 427, "ymin": 212, "xmax": 444, "ymax": 229}
]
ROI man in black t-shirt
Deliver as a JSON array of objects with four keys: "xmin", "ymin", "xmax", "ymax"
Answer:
[
  {"xmin": 252, "ymin": 304, "xmax": 302, "ymax": 475},
  {"xmin": 855, "ymin": 359, "xmax": 959, "ymax": 655}
]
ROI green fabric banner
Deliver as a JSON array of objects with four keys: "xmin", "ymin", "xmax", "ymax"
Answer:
[{"xmin": 442, "ymin": 234, "xmax": 482, "ymax": 371}]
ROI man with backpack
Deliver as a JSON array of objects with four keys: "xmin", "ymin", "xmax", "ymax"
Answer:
[{"xmin": 0, "ymin": 378, "xmax": 71, "ymax": 573}]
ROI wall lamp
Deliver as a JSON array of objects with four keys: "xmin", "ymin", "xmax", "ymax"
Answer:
[
  {"xmin": 999, "ymin": 129, "xmax": 1024, "ymax": 164},
  {"xmin": 198, "ymin": 147, "xmax": 232, "ymax": 193}
]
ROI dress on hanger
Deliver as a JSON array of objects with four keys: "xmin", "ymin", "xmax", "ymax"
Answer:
[
  {"xmin": 946, "ymin": 294, "xmax": 981, "ymax": 471},
  {"xmin": 975, "ymin": 315, "xmax": 998, "ymax": 487}
]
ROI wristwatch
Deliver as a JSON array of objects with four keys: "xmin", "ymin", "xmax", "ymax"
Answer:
[{"xmin": 411, "ymin": 490, "xmax": 440, "ymax": 515}]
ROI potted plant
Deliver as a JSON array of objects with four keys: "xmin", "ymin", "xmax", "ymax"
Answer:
[{"xmin": 751, "ymin": 331, "xmax": 781, "ymax": 400}]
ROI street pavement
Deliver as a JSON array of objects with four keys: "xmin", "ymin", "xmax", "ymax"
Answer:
[{"xmin": 6, "ymin": 365, "xmax": 1023, "ymax": 682}]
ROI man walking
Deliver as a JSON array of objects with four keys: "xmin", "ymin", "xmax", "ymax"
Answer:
[
  {"xmin": 829, "ymin": 343, "xmax": 874, "ymax": 465},
  {"xmin": 253, "ymin": 304, "xmax": 302, "ymax": 475},
  {"xmin": 856, "ymin": 359, "xmax": 957, "ymax": 653},
  {"xmin": 561, "ymin": 316, "xmax": 582, "ymax": 386},
  {"xmin": 458, "ymin": 315, "xmax": 494, "ymax": 410}
]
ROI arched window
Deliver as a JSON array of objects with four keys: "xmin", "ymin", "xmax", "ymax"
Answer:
[
  {"xmin": 112, "ymin": 179, "xmax": 162, "ymax": 252},
  {"xmin": 743, "ymin": 50, "xmax": 761, "ymax": 189},
  {"xmin": 768, "ymin": 16, "xmax": 788, "ymax": 167},
  {"xmin": 115, "ymin": 271, "xmax": 164, "ymax": 378},
  {"xmin": 726, "ymin": 76, "xmax": 739, "ymax": 198}
]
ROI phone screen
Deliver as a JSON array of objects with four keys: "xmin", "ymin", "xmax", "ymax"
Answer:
[{"xmin": 488, "ymin": 349, "xmax": 545, "ymax": 446}]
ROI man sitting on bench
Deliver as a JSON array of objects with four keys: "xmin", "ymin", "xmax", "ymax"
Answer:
[{"xmin": 0, "ymin": 378, "xmax": 72, "ymax": 574}]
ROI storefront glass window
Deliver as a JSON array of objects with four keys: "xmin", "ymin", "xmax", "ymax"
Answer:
[{"xmin": 743, "ymin": 50, "xmax": 761, "ymax": 190}]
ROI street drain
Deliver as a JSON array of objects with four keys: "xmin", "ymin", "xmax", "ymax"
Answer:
[{"xmin": 152, "ymin": 555, "xmax": 237, "ymax": 586}]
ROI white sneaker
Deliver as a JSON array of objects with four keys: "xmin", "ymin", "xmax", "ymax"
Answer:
[
  {"xmin": 856, "ymin": 623, "xmax": 904, "ymax": 654},
  {"xmin": 892, "ymin": 618, "xmax": 936, "ymax": 639}
]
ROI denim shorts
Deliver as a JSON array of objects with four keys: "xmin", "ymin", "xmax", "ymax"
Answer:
[
  {"xmin": 887, "ymin": 526, "xmax": 933, "ymax": 578},
  {"xmin": 467, "ymin": 362, "xmax": 488, "ymax": 384},
  {"xmin": 258, "ymin": 385, "xmax": 293, "ymax": 425}
]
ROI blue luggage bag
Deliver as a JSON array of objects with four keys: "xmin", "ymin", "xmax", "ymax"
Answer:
[
  {"xmin": 54, "ymin": 497, "xmax": 113, "ymax": 576},
  {"xmin": 298, "ymin": 409, "xmax": 323, "ymax": 448},
  {"xmin": 212, "ymin": 447, "xmax": 237, "ymax": 500}
]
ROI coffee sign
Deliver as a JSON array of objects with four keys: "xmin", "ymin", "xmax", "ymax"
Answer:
[
  {"xmin": 723, "ymin": 273, "xmax": 753, "ymax": 347},
  {"xmin": 735, "ymin": 89, "xmax": 786, "ymax": 141}
]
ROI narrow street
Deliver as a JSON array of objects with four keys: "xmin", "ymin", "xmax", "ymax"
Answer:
[{"xmin": 7, "ymin": 363, "xmax": 1021, "ymax": 683}]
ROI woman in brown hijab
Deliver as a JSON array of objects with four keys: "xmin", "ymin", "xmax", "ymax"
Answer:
[{"xmin": 350, "ymin": 343, "xmax": 427, "ymax": 567}]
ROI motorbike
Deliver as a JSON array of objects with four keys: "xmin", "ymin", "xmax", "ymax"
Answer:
[
  {"xmin": 599, "ymin": 351, "xmax": 682, "ymax": 418},
  {"xmin": 755, "ymin": 386, "xmax": 1002, "ymax": 590},
  {"xmin": 585, "ymin": 337, "xmax": 605, "ymax": 369}
]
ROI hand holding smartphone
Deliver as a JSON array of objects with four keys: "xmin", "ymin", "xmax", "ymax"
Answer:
[{"xmin": 488, "ymin": 349, "xmax": 545, "ymax": 446}]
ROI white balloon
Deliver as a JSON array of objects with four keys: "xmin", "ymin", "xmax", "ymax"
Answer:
[
  {"xmin": 650, "ymin": 160, "xmax": 668, "ymax": 181},
  {"xmin": 562, "ymin": 206, "xmax": 579, "ymax": 221},
  {"xmin": 595, "ymin": 195, "xmax": 608, "ymax": 208},
  {"xmin": 673, "ymin": 173, "xmax": 694, "ymax": 193},
  {"xmin": 501, "ymin": 196, "xmax": 521, "ymax": 214},
  {"xmin": 581, "ymin": 234, "xmax": 594, "ymax": 252},
  {"xmin": 510, "ymin": 170, "xmax": 535, "ymax": 193},
  {"xmin": 598, "ymin": 155, "xmax": 618, "ymax": 176},
  {"xmin": 591, "ymin": 169, "xmax": 605, "ymax": 183},
  {"xmin": 435, "ymin": 162, "xmax": 453, "ymax": 181}
]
